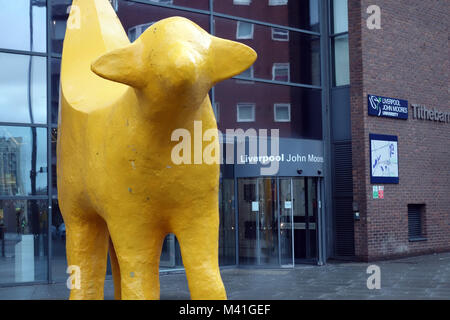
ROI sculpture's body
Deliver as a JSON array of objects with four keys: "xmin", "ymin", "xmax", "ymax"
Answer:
[{"xmin": 57, "ymin": 0, "xmax": 256, "ymax": 300}]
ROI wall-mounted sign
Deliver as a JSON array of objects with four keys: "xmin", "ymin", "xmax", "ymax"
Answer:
[
  {"xmin": 370, "ymin": 134, "xmax": 399, "ymax": 184},
  {"xmin": 233, "ymin": 137, "xmax": 324, "ymax": 178},
  {"xmin": 372, "ymin": 186, "xmax": 385, "ymax": 199},
  {"xmin": 368, "ymin": 95, "xmax": 408, "ymax": 120},
  {"xmin": 252, "ymin": 201, "xmax": 259, "ymax": 212},
  {"xmin": 411, "ymin": 104, "xmax": 450, "ymax": 124}
]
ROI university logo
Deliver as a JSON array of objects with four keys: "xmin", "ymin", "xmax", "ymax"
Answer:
[
  {"xmin": 368, "ymin": 95, "xmax": 383, "ymax": 116},
  {"xmin": 368, "ymin": 94, "xmax": 408, "ymax": 120}
]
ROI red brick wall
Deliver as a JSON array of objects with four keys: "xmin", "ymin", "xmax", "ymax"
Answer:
[{"xmin": 348, "ymin": 0, "xmax": 450, "ymax": 261}]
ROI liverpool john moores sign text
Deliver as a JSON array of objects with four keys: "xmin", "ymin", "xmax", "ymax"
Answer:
[{"xmin": 368, "ymin": 94, "xmax": 408, "ymax": 120}]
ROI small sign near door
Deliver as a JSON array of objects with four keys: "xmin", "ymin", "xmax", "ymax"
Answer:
[
  {"xmin": 252, "ymin": 201, "xmax": 259, "ymax": 212},
  {"xmin": 284, "ymin": 201, "xmax": 292, "ymax": 209},
  {"xmin": 373, "ymin": 186, "xmax": 385, "ymax": 199}
]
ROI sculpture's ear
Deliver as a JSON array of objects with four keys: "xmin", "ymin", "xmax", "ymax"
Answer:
[
  {"xmin": 91, "ymin": 42, "xmax": 146, "ymax": 88},
  {"xmin": 210, "ymin": 36, "xmax": 257, "ymax": 85}
]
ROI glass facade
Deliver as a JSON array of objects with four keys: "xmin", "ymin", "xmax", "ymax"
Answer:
[
  {"xmin": 0, "ymin": 0, "xmax": 50, "ymax": 285},
  {"xmin": 0, "ymin": 0, "xmax": 348, "ymax": 285},
  {"xmin": 330, "ymin": 0, "xmax": 349, "ymax": 87}
]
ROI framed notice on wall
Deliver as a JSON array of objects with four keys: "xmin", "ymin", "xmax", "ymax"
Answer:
[{"xmin": 370, "ymin": 134, "xmax": 399, "ymax": 184}]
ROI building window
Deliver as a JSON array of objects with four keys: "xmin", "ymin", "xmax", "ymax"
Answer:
[
  {"xmin": 213, "ymin": 102, "xmax": 220, "ymax": 122},
  {"xmin": 408, "ymin": 204, "xmax": 426, "ymax": 241},
  {"xmin": 274, "ymin": 104, "xmax": 291, "ymax": 122},
  {"xmin": 0, "ymin": 199, "xmax": 49, "ymax": 284},
  {"xmin": 272, "ymin": 63, "xmax": 290, "ymax": 82},
  {"xmin": 233, "ymin": 0, "xmax": 252, "ymax": 5},
  {"xmin": 271, "ymin": 28, "xmax": 289, "ymax": 41},
  {"xmin": 0, "ymin": 126, "xmax": 48, "ymax": 196},
  {"xmin": 269, "ymin": 0, "xmax": 288, "ymax": 6},
  {"xmin": 0, "ymin": 53, "xmax": 47, "ymax": 124},
  {"xmin": 0, "ymin": 1, "xmax": 47, "ymax": 53},
  {"xmin": 128, "ymin": 22, "xmax": 155, "ymax": 42},
  {"xmin": 237, "ymin": 103, "xmax": 255, "ymax": 122},
  {"xmin": 148, "ymin": 0, "xmax": 174, "ymax": 4},
  {"xmin": 236, "ymin": 66, "xmax": 254, "ymax": 84},
  {"xmin": 330, "ymin": 0, "xmax": 349, "ymax": 87},
  {"xmin": 236, "ymin": 21, "xmax": 254, "ymax": 39},
  {"xmin": 332, "ymin": 34, "xmax": 350, "ymax": 86},
  {"xmin": 331, "ymin": 0, "xmax": 348, "ymax": 34}
]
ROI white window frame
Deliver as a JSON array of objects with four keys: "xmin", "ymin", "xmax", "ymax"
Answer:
[
  {"xmin": 274, "ymin": 103, "xmax": 291, "ymax": 122},
  {"xmin": 271, "ymin": 28, "xmax": 289, "ymax": 41},
  {"xmin": 128, "ymin": 22, "xmax": 155, "ymax": 42},
  {"xmin": 149, "ymin": 0, "xmax": 173, "ymax": 4},
  {"xmin": 272, "ymin": 63, "xmax": 290, "ymax": 82},
  {"xmin": 237, "ymin": 103, "xmax": 256, "ymax": 122},
  {"xmin": 213, "ymin": 102, "xmax": 220, "ymax": 122},
  {"xmin": 233, "ymin": 0, "xmax": 252, "ymax": 5},
  {"xmin": 109, "ymin": 0, "xmax": 119, "ymax": 11},
  {"xmin": 236, "ymin": 21, "xmax": 254, "ymax": 40},
  {"xmin": 236, "ymin": 65, "xmax": 254, "ymax": 84},
  {"xmin": 269, "ymin": 0, "xmax": 288, "ymax": 6}
]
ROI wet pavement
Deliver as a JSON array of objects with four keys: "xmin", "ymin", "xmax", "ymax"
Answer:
[{"xmin": 0, "ymin": 252, "xmax": 449, "ymax": 300}]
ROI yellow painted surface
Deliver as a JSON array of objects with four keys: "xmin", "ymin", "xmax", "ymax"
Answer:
[{"xmin": 58, "ymin": 0, "xmax": 257, "ymax": 300}]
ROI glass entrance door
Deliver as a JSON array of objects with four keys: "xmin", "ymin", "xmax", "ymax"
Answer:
[
  {"xmin": 238, "ymin": 177, "xmax": 319, "ymax": 267},
  {"xmin": 279, "ymin": 178, "xmax": 294, "ymax": 266},
  {"xmin": 292, "ymin": 177, "xmax": 318, "ymax": 263},
  {"xmin": 238, "ymin": 178, "xmax": 278, "ymax": 266}
]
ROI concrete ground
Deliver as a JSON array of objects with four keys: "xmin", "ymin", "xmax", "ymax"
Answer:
[{"xmin": 0, "ymin": 252, "xmax": 449, "ymax": 300}]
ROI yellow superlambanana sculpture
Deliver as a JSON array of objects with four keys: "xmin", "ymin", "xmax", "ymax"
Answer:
[{"xmin": 57, "ymin": 0, "xmax": 256, "ymax": 300}]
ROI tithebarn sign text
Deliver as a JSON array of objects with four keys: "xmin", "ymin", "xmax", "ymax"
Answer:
[{"xmin": 411, "ymin": 104, "xmax": 450, "ymax": 124}]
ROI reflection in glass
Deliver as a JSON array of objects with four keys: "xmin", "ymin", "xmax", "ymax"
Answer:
[
  {"xmin": 238, "ymin": 178, "xmax": 258, "ymax": 265},
  {"xmin": 331, "ymin": 0, "xmax": 348, "ymax": 34},
  {"xmin": 215, "ymin": 80, "xmax": 322, "ymax": 139},
  {"xmin": 332, "ymin": 34, "xmax": 350, "ymax": 86},
  {"xmin": 0, "ymin": 53, "xmax": 47, "ymax": 124},
  {"xmin": 0, "ymin": 199, "xmax": 48, "ymax": 284},
  {"xmin": 117, "ymin": 0, "xmax": 210, "ymax": 41},
  {"xmin": 214, "ymin": 0, "xmax": 320, "ymax": 32},
  {"xmin": 151, "ymin": 0, "xmax": 209, "ymax": 10},
  {"xmin": 51, "ymin": 0, "xmax": 71, "ymax": 54},
  {"xmin": 306, "ymin": 178, "xmax": 318, "ymax": 259},
  {"xmin": 291, "ymin": 177, "xmax": 318, "ymax": 262},
  {"xmin": 51, "ymin": 0, "xmax": 210, "ymax": 54},
  {"xmin": 50, "ymin": 199, "xmax": 66, "ymax": 282},
  {"xmin": 279, "ymin": 178, "xmax": 293, "ymax": 266},
  {"xmin": 219, "ymin": 178, "xmax": 236, "ymax": 265},
  {"xmin": 0, "ymin": 126, "xmax": 47, "ymax": 196},
  {"xmin": 0, "ymin": 0, "xmax": 47, "ymax": 52},
  {"xmin": 51, "ymin": 58, "xmax": 61, "ymax": 124},
  {"xmin": 238, "ymin": 178, "xmax": 278, "ymax": 265},
  {"xmin": 236, "ymin": 21, "xmax": 254, "ymax": 39},
  {"xmin": 215, "ymin": 17, "xmax": 320, "ymax": 86},
  {"xmin": 51, "ymin": 128, "xmax": 57, "ymax": 195},
  {"xmin": 257, "ymin": 178, "xmax": 278, "ymax": 265}
]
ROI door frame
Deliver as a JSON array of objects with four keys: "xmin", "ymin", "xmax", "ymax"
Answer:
[{"xmin": 235, "ymin": 176, "xmax": 324, "ymax": 267}]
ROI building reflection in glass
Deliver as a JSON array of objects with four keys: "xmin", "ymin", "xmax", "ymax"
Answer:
[
  {"xmin": 0, "ymin": 199, "xmax": 48, "ymax": 284},
  {"xmin": 0, "ymin": 127, "xmax": 47, "ymax": 196}
]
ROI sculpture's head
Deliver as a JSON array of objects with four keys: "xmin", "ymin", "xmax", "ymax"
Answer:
[{"xmin": 91, "ymin": 16, "xmax": 257, "ymax": 108}]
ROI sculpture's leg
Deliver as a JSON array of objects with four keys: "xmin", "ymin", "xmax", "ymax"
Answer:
[
  {"xmin": 109, "ymin": 237, "xmax": 121, "ymax": 300},
  {"xmin": 108, "ymin": 223, "xmax": 165, "ymax": 300},
  {"xmin": 175, "ymin": 212, "xmax": 227, "ymax": 300},
  {"xmin": 64, "ymin": 213, "xmax": 110, "ymax": 300}
]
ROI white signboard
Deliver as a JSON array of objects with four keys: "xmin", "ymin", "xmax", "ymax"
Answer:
[{"xmin": 370, "ymin": 134, "xmax": 399, "ymax": 184}]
